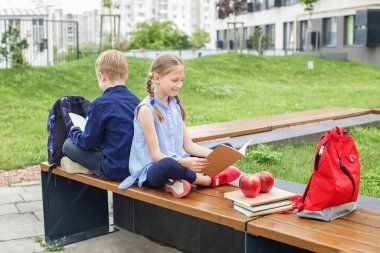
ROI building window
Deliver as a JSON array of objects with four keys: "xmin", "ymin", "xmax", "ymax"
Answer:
[
  {"xmin": 32, "ymin": 19, "xmax": 44, "ymax": 45},
  {"xmin": 284, "ymin": 0, "xmax": 298, "ymax": 6},
  {"xmin": 267, "ymin": 0, "xmax": 275, "ymax": 8},
  {"xmin": 255, "ymin": 0, "xmax": 263, "ymax": 11},
  {"xmin": 283, "ymin": 22, "xmax": 294, "ymax": 50},
  {"xmin": 345, "ymin": 15, "xmax": 355, "ymax": 45},
  {"xmin": 300, "ymin": 20, "xmax": 308, "ymax": 51},
  {"xmin": 323, "ymin": 17, "xmax": 337, "ymax": 46},
  {"xmin": 266, "ymin": 24, "xmax": 275, "ymax": 49}
]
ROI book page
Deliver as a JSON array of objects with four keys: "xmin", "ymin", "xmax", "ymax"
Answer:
[
  {"xmin": 69, "ymin": 113, "xmax": 87, "ymax": 131},
  {"xmin": 238, "ymin": 139, "xmax": 252, "ymax": 155}
]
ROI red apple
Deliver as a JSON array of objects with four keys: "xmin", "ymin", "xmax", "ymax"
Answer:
[
  {"xmin": 239, "ymin": 174, "xmax": 261, "ymax": 198},
  {"xmin": 255, "ymin": 171, "xmax": 274, "ymax": 193}
]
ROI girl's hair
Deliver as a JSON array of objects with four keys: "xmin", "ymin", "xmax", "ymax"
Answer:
[{"xmin": 146, "ymin": 54, "xmax": 187, "ymax": 122}]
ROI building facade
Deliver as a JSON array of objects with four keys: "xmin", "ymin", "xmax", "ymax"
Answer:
[
  {"xmin": 0, "ymin": 8, "xmax": 48, "ymax": 67},
  {"xmin": 100, "ymin": 0, "xmax": 213, "ymax": 40},
  {"xmin": 212, "ymin": 0, "xmax": 380, "ymax": 65}
]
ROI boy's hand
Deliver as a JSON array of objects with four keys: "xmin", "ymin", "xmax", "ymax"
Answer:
[{"xmin": 180, "ymin": 157, "xmax": 209, "ymax": 172}]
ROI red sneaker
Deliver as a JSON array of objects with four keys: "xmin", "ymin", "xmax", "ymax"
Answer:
[
  {"xmin": 211, "ymin": 166, "xmax": 241, "ymax": 187},
  {"xmin": 165, "ymin": 179, "xmax": 192, "ymax": 198}
]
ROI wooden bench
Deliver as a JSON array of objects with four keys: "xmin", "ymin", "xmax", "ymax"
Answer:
[
  {"xmin": 40, "ymin": 163, "xmax": 257, "ymax": 252},
  {"xmin": 40, "ymin": 163, "xmax": 380, "ymax": 253},
  {"xmin": 188, "ymin": 107, "xmax": 371, "ymax": 142},
  {"xmin": 247, "ymin": 209, "xmax": 380, "ymax": 252}
]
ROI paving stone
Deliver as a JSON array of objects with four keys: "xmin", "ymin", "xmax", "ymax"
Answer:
[
  {"xmin": 0, "ymin": 213, "xmax": 38, "ymax": 228},
  {"xmin": 0, "ymin": 186, "xmax": 25, "ymax": 195},
  {"xmin": 16, "ymin": 201, "xmax": 43, "ymax": 213},
  {"xmin": 22, "ymin": 184, "xmax": 42, "ymax": 193},
  {"xmin": 11, "ymin": 181, "xmax": 40, "ymax": 187},
  {"xmin": 34, "ymin": 210, "xmax": 44, "ymax": 222},
  {"xmin": 0, "ymin": 222, "xmax": 44, "ymax": 241},
  {"xmin": 19, "ymin": 191, "xmax": 42, "ymax": 202},
  {"xmin": 0, "ymin": 238, "xmax": 44, "ymax": 253},
  {"xmin": 0, "ymin": 194, "xmax": 23, "ymax": 205},
  {"xmin": 0, "ymin": 204, "xmax": 19, "ymax": 215},
  {"xmin": 62, "ymin": 227, "xmax": 181, "ymax": 253}
]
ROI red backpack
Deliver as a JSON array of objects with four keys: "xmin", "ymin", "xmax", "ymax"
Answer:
[{"xmin": 296, "ymin": 126, "xmax": 360, "ymax": 221}]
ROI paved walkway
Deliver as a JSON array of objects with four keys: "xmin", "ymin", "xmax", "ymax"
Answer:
[{"xmin": 0, "ymin": 180, "xmax": 181, "ymax": 253}]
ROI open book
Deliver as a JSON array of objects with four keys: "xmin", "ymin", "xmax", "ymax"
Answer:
[
  {"xmin": 202, "ymin": 139, "xmax": 252, "ymax": 176},
  {"xmin": 68, "ymin": 113, "xmax": 87, "ymax": 131}
]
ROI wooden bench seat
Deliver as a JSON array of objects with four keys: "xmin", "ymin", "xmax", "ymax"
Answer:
[
  {"xmin": 188, "ymin": 107, "xmax": 371, "ymax": 142},
  {"xmin": 247, "ymin": 209, "xmax": 380, "ymax": 253},
  {"xmin": 372, "ymin": 108, "xmax": 380, "ymax": 114},
  {"xmin": 40, "ymin": 163, "xmax": 253, "ymax": 231},
  {"xmin": 40, "ymin": 163, "xmax": 380, "ymax": 253}
]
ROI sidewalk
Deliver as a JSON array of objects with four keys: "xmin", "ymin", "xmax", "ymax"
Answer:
[{"xmin": 0, "ymin": 180, "xmax": 181, "ymax": 253}]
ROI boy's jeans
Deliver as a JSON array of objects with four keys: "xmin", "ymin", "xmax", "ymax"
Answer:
[{"xmin": 62, "ymin": 139, "xmax": 113, "ymax": 180}]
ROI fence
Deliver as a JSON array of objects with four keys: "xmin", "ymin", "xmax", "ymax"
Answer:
[{"xmin": 0, "ymin": 19, "xmax": 79, "ymax": 68}]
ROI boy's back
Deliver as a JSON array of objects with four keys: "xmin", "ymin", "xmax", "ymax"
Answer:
[
  {"xmin": 85, "ymin": 85, "xmax": 140, "ymax": 181},
  {"xmin": 62, "ymin": 50, "xmax": 140, "ymax": 182}
]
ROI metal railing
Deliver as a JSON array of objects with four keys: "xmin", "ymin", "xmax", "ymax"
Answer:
[{"xmin": 0, "ymin": 18, "xmax": 79, "ymax": 68}]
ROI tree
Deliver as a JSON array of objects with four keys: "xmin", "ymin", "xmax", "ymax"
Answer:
[
  {"xmin": 300, "ymin": 0, "xmax": 319, "ymax": 50},
  {"xmin": 100, "ymin": 0, "xmax": 120, "ymax": 49},
  {"xmin": 216, "ymin": 0, "xmax": 247, "ymax": 19},
  {"xmin": 248, "ymin": 27, "xmax": 269, "ymax": 55},
  {"xmin": 190, "ymin": 29, "xmax": 210, "ymax": 49},
  {"xmin": 216, "ymin": 0, "xmax": 247, "ymax": 52},
  {"xmin": 128, "ymin": 20, "xmax": 190, "ymax": 50},
  {"xmin": 0, "ymin": 24, "xmax": 29, "ymax": 67}
]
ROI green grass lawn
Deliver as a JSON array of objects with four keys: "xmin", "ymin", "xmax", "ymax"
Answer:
[{"xmin": 0, "ymin": 54, "xmax": 379, "ymax": 197}]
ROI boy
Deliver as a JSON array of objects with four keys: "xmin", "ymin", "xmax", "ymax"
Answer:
[{"xmin": 61, "ymin": 50, "xmax": 140, "ymax": 181}]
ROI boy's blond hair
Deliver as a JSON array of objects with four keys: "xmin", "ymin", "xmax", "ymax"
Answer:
[{"xmin": 95, "ymin": 50, "xmax": 128, "ymax": 82}]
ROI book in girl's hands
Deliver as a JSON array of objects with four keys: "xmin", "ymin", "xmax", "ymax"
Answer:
[
  {"xmin": 68, "ymin": 113, "xmax": 87, "ymax": 131},
  {"xmin": 202, "ymin": 139, "xmax": 252, "ymax": 176},
  {"xmin": 224, "ymin": 187, "xmax": 297, "ymax": 207},
  {"xmin": 233, "ymin": 203, "xmax": 294, "ymax": 217}
]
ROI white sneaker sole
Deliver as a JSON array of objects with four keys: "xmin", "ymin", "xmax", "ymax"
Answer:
[{"xmin": 60, "ymin": 157, "xmax": 93, "ymax": 174}]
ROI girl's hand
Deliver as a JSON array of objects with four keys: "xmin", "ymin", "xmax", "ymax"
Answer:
[{"xmin": 179, "ymin": 157, "xmax": 209, "ymax": 172}]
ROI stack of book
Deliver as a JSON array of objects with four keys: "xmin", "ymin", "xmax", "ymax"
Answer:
[{"xmin": 224, "ymin": 187, "xmax": 297, "ymax": 217}]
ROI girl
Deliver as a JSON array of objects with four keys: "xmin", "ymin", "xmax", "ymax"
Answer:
[{"xmin": 119, "ymin": 54, "xmax": 240, "ymax": 197}]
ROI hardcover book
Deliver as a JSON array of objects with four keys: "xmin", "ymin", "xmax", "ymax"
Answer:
[
  {"xmin": 202, "ymin": 139, "xmax": 251, "ymax": 176},
  {"xmin": 224, "ymin": 187, "xmax": 297, "ymax": 207}
]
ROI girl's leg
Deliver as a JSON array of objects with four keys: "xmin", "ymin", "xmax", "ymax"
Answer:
[
  {"xmin": 145, "ymin": 157, "xmax": 197, "ymax": 189},
  {"xmin": 193, "ymin": 173, "xmax": 212, "ymax": 186}
]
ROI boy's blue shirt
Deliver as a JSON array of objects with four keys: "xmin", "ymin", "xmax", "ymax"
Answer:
[{"xmin": 69, "ymin": 85, "xmax": 140, "ymax": 181}]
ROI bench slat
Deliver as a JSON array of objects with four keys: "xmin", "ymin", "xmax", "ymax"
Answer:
[
  {"xmin": 247, "ymin": 211, "xmax": 380, "ymax": 253},
  {"xmin": 372, "ymin": 109, "xmax": 380, "ymax": 114},
  {"xmin": 188, "ymin": 107, "xmax": 371, "ymax": 142},
  {"xmin": 258, "ymin": 212, "xmax": 380, "ymax": 248},
  {"xmin": 339, "ymin": 208, "xmax": 380, "ymax": 228},
  {"xmin": 41, "ymin": 163, "xmax": 255, "ymax": 231}
]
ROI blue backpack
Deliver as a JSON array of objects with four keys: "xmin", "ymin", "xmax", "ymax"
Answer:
[{"xmin": 47, "ymin": 96, "xmax": 91, "ymax": 165}]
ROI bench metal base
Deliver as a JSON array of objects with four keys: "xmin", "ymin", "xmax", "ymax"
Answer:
[
  {"xmin": 113, "ymin": 193, "xmax": 245, "ymax": 253},
  {"xmin": 113, "ymin": 194, "xmax": 308, "ymax": 253},
  {"xmin": 41, "ymin": 171, "xmax": 117, "ymax": 246}
]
